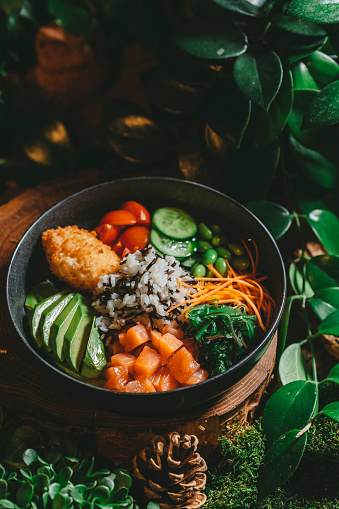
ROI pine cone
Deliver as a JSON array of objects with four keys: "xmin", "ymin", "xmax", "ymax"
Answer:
[{"xmin": 132, "ymin": 432, "xmax": 207, "ymax": 509}]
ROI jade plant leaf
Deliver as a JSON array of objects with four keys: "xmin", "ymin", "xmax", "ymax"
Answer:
[
  {"xmin": 324, "ymin": 363, "xmax": 339, "ymax": 384},
  {"xmin": 309, "ymin": 287, "xmax": 339, "ymax": 320},
  {"xmin": 262, "ymin": 380, "xmax": 317, "ymax": 446},
  {"xmin": 304, "ymin": 51, "xmax": 339, "ymax": 89},
  {"xmin": 245, "ymin": 200, "xmax": 292, "ymax": 240},
  {"xmin": 303, "ymin": 80, "xmax": 339, "ymax": 128},
  {"xmin": 306, "ymin": 254, "xmax": 339, "ymax": 291},
  {"xmin": 306, "ymin": 209, "xmax": 339, "ymax": 255},
  {"xmin": 318, "ymin": 309, "xmax": 339, "ymax": 335},
  {"xmin": 319, "ymin": 402, "xmax": 339, "ymax": 422},
  {"xmin": 288, "ymin": 0, "xmax": 339, "ymax": 24},
  {"xmin": 292, "ymin": 61, "xmax": 319, "ymax": 91},
  {"xmin": 277, "ymin": 296, "xmax": 301, "ymax": 363},
  {"xmin": 288, "ymin": 135, "xmax": 339, "ymax": 189},
  {"xmin": 0, "ymin": 479, "xmax": 7, "ymax": 499},
  {"xmin": 272, "ymin": 14, "xmax": 326, "ymax": 36},
  {"xmin": 211, "ymin": 0, "xmax": 266, "ymax": 17},
  {"xmin": 48, "ymin": 0, "xmax": 94, "ymax": 44},
  {"xmin": 279, "ymin": 343, "xmax": 313, "ymax": 385},
  {"xmin": 257, "ymin": 428, "xmax": 308, "ymax": 501},
  {"xmin": 171, "ymin": 19, "xmax": 247, "ymax": 60},
  {"xmin": 234, "ymin": 50, "xmax": 283, "ymax": 111},
  {"xmin": 16, "ymin": 483, "xmax": 34, "ymax": 507}
]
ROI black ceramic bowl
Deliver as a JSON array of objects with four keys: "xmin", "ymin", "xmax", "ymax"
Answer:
[{"xmin": 6, "ymin": 177, "xmax": 286, "ymax": 416}]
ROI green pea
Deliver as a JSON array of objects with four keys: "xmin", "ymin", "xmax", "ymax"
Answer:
[
  {"xmin": 216, "ymin": 246, "xmax": 232, "ymax": 261},
  {"xmin": 198, "ymin": 222, "xmax": 213, "ymax": 240},
  {"xmin": 202, "ymin": 249, "xmax": 218, "ymax": 265},
  {"xmin": 211, "ymin": 234, "xmax": 227, "ymax": 247},
  {"xmin": 193, "ymin": 264, "xmax": 207, "ymax": 278},
  {"xmin": 214, "ymin": 257, "xmax": 227, "ymax": 276},
  {"xmin": 211, "ymin": 224, "xmax": 222, "ymax": 235},
  {"xmin": 197, "ymin": 240, "xmax": 212, "ymax": 252},
  {"xmin": 228, "ymin": 242, "xmax": 245, "ymax": 256},
  {"xmin": 180, "ymin": 253, "xmax": 200, "ymax": 269},
  {"xmin": 232, "ymin": 256, "xmax": 250, "ymax": 271}
]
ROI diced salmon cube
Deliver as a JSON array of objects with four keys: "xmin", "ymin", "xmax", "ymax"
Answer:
[
  {"xmin": 135, "ymin": 374, "xmax": 157, "ymax": 392},
  {"xmin": 110, "ymin": 353, "xmax": 136, "ymax": 375},
  {"xmin": 150, "ymin": 329, "xmax": 162, "ymax": 350},
  {"xmin": 157, "ymin": 333, "xmax": 183, "ymax": 365},
  {"xmin": 108, "ymin": 340, "xmax": 125, "ymax": 355},
  {"xmin": 134, "ymin": 345, "xmax": 161, "ymax": 377},
  {"xmin": 167, "ymin": 347, "xmax": 200, "ymax": 384},
  {"xmin": 125, "ymin": 323, "xmax": 150, "ymax": 352},
  {"xmin": 103, "ymin": 365, "xmax": 129, "ymax": 390},
  {"xmin": 151, "ymin": 367, "xmax": 180, "ymax": 392},
  {"xmin": 125, "ymin": 380, "xmax": 145, "ymax": 393},
  {"xmin": 161, "ymin": 323, "xmax": 184, "ymax": 340},
  {"xmin": 118, "ymin": 325, "xmax": 130, "ymax": 347},
  {"xmin": 183, "ymin": 368, "xmax": 209, "ymax": 385},
  {"xmin": 182, "ymin": 337, "xmax": 195, "ymax": 355}
]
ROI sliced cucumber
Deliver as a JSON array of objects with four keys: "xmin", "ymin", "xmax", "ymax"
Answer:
[
  {"xmin": 152, "ymin": 207, "xmax": 197, "ymax": 240},
  {"xmin": 151, "ymin": 228, "xmax": 197, "ymax": 258}
]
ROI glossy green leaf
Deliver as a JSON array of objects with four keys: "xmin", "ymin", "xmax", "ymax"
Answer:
[
  {"xmin": 306, "ymin": 209, "xmax": 339, "ymax": 255},
  {"xmin": 172, "ymin": 19, "xmax": 247, "ymax": 60},
  {"xmin": 327, "ymin": 24, "xmax": 339, "ymax": 56},
  {"xmin": 245, "ymin": 200, "xmax": 292, "ymax": 240},
  {"xmin": 325, "ymin": 362, "xmax": 339, "ymax": 384},
  {"xmin": 52, "ymin": 492, "xmax": 73, "ymax": 509},
  {"xmin": 23, "ymin": 448, "xmax": 39, "ymax": 466},
  {"xmin": 288, "ymin": 90, "xmax": 321, "ymax": 148},
  {"xmin": 211, "ymin": 0, "xmax": 266, "ymax": 17},
  {"xmin": 279, "ymin": 343, "xmax": 313, "ymax": 385},
  {"xmin": 234, "ymin": 51, "xmax": 283, "ymax": 111},
  {"xmin": 288, "ymin": 35, "xmax": 327, "ymax": 64},
  {"xmin": 292, "ymin": 61, "xmax": 319, "ymax": 91},
  {"xmin": 0, "ymin": 479, "xmax": 7, "ymax": 499},
  {"xmin": 303, "ymin": 80, "xmax": 339, "ymax": 128},
  {"xmin": 114, "ymin": 469, "xmax": 132, "ymax": 490},
  {"xmin": 318, "ymin": 308, "xmax": 339, "ymax": 335},
  {"xmin": 306, "ymin": 254, "xmax": 339, "ymax": 291},
  {"xmin": 288, "ymin": 135, "xmax": 338, "ymax": 189},
  {"xmin": 304, "ymin": 51, "xmax": 339, "ymax": 88},
  {"xmin": 309, "ymin": 287, "xmax": 339, "ymax": 320},
  {"xmin": 319, "ymin": 402, "xmax": 339, "ymax": 422},
  {"xmin": 277, "ymin": 296, "xmax": 301, "ymax": 363},
  {"xmin": 147, "ymin": 503, "xmax": 161, "ymax": 509},
  {"xmin": 288, "ymin": 0, "xmax": 339, "ymax": 23},
  {"xmin": 289, "ymin": 260, "xmax": 315, "ymax": 297},
  {"xmin": 257, "ymin": 428, "xmax": 308, "ymax": 501},
  {"xmin": 253, "ymin": 66, "xmax": 293, "ymax": 146},
  {"xmin": 16, "ymin": 483, "xmax": 33, "ymax": 507},
  {"xmin": 273, "ymin": 14, "xmax": 326, "ymax": 36},
  {"xmin": 48, "ymin": 0, "xmax": 94, "ymax": 44},
  {"xmin": 262, "ymin": 380, "xmax": 317, "ymax": 446},
  {"xmin": 57, "ymin": 466, "xmax": 72, "ymax": 488},
  {"xmin": 0, "ymin": 501, "xmax": 15, "ymax": 508},
  {"xmin": 49, "ymin": 482, "xmax": 61, "ymax": 499}
]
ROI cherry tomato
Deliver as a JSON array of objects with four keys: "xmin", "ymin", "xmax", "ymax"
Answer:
[
  {"xmin": 121, "ymin": 201, "xmax": 151, "ymax": 226},
  {"xmin": 121, "ymin": 246, "xmax": 131, "ymax": 258},
  {"xmin": 99, "ymin": 209, "xmax": 137, "ymax": 226},
  {"xmin": 94, "ymin": 224, "xmax": 120, "ymax": 245},
  {"xmin": 111, "ymin": 238, "xmax": 124, "ymax": 257},
  {"xmin": 120, "ymin": 226, "xmax": 151, "ymax": 252}
]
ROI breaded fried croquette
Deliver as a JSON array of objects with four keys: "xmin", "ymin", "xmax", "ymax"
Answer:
[{"xmin": 42, "ymin": 225, "xmax": 120, "ymax": 293}]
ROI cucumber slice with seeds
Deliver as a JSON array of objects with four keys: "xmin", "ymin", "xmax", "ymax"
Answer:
[
  {"xmin": 152, "ymin": 207, "xmax": 197, "ymax": 239},
  {"xmin": 151, "ymin": 229, "xmax": 197, "ymax": 258}
]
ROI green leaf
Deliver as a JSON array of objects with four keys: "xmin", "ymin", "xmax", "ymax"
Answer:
[
  {"xmin": 277, "ymin": 296, "xmax": 301, "ymax": 363},
  {"xmin": 171, "ymin": 19, "xmax": 247, "ymax": 60},
  {"xmin": 48, "ymin": 0, "xmax": 94, "ymax": 44},
  {"xmin": 257, "ymin": 428, "xmax": 308, "ymax": 501},
  {"xmin": 304, "ymin": 51, "xmax": 339, "ymax": 89},
  {"xmin": 279, "ymin": 343, "xmax": 313, "ymax": 385},
  {"xmin": 245, "ymin": 200, "xmax": 292, "ymax": 240},
  {"xmin": 49, "ymin": 482, "xmax": 61, "ymax": 500},
  {"xmin": 0, "ymin": 479, "xmax": 7, "ymax": 499},
  {"xmin": 211, "ymin": 0, "xmax": 266, "ymax": 17},
  {"xmin": 32, "ymin": 473, "xmax": 50, "ymax": 491},
  {"xmin": 306, "ymin": 209, "xmax": 339, "ymax": 255},
  {"xmin": 288, "ymin": 134, "xmax": 339, "ymax": 189},
  {"xmin": 262, "ymin": 380, "xmax": 317, "ymax": 447},
  {"xmin": 288, "ymin": 35, "xmax": 327, "ymax": 64},
  {"xmin": 23, "ymin": 448, "xmax": 39, "ymax": 466},
  {"xmin": 288, "ymin": 0, "xmax": 339, "ymax": 24},
  {"xmin": 91, "ymin": 485, "xmax": 110, "ymax": 504},
  {"xmin": 319, "ymin": 401, "xmax": 339, "ymax": 421},
  {"xmin": 147, "ymin": 503, "xmax": 161, "ymax": 509},
  {"xmin": 114, "ymin": 469, "xmax": 132, "ymax": 490},
  {"xmin": 325, "ymin": 362, "xmax": 339, "ymax": 383},
  {"xmin": 0, "ymin": 501, "xmax": 15, "ymax": 508},
  {"xmin": 292, "ymin": 61, "xmax": 319, "ymax": 91},
  {"xmin": 318, "ymin": 308, "xmax": 339, "ymax": 335},
  {"xmin": 309, "ymin": 287, "xmax": 339, "ymax": 320},
  {"xmin": 273, "ymin": 14, "xmax": 326, "ymax": 36},
  {"xmin": 234, "ymin": 50, "xmax": 283, "ymax": 111},
  {"xmin": 58, "ymin": 467, "xmax": 73, "ymax": 488},
  {"xmin": 290, "ymin": 261, "xmax": 314, "ymax": 298},
  {"xmin": 16, "ymin": 483, "xmax": 34, "ymax": 507},
  {"xmin": 52, "ymin": 492, "xmax": 73, "ymax": 509},
  {"xmin": 70, "ymin": 485, "xmax": 86, "ymax": 503},
  {"xmin": 306, "ymin": 254, "xmax": 339, "ymax": 291},
  {"xmin": 303, "ymin": 80, "xmax": 339, "ymax": 128}
]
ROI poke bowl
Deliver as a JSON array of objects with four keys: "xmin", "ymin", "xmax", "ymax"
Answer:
[{"xmin": 6, "ymin": 177, "xmax": 286, "ymax": 416}]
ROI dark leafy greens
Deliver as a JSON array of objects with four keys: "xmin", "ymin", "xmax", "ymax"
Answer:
[{"xmin": 185, "ymin": 303, "xmax": 260, "ymax": 376}]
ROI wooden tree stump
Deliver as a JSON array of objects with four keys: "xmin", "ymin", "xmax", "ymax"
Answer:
[{"xmin": 0, "ymin": 172, "xmax": 277, "ymax": 469}]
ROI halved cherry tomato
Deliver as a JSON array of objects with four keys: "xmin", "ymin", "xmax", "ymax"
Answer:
[
  {"xmin": 120, "ymin": 226, "xmax": 151, "ymax": 252},
  {"xmin": 94, "ymin": 224, "xmax": 120, "ymax": 245},
  {"xmin": 121, "ymin": 201, "xmax": 151, "ymax": 226},
  {"xmin": 99, "ymin": 209, "xmax": 137, "ymax": 226},
  {"xmin": 111, "ymin": 238, "xmax": 124, "ymax": 257}
]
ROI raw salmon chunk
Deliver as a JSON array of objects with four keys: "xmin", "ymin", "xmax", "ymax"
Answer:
[
  {"xmin": 124, "ymin": 323, "xmax": 150, "ymax": 352},
  {"xmin": 103, "ymin": 365, "xmax": 129, "ymax": 390},
  {"xmin": 110, "ymin": 353, "xmax": 136, "ymax": 375},
  {"xmin": 184, "ymin": 368, "xmax": 209, "ymax": 385},
  {"xmin": 157, "ymin": 333, "xmax": 183, "ymax": 365},
  {"xmin": 134, "ymin": 345, "xmax": 161, "ymax": 377},
  {"xmin": 135, "ymin": 374, "xmax": 157, "ymax": 392},
  {"xmin": 151, "ymin": 367, "xmax": 180, "ymax": 391},
  {"xmin": 167, "ymin": 347, "xmax": 200, "ymax": 383}
]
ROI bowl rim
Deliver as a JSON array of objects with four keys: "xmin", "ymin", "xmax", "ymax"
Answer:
[{"xmin": 6, "ymin": 176, "xmax": 287, "ymax": 400}]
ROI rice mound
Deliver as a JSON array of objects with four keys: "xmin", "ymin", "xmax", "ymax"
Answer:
[{"xmin": 93, "ymin": 246, "xmax": 195, "ymax": 331}]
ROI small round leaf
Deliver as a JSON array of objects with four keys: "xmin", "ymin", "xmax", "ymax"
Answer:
[
  {"xmin": 288, "ymin": 0, "xmax": 339, "ymax": 24},
  {"xmin": 306, "ymin": 254, "xmax": 339, "ymax": 291},
  {"xmin": 318, "ymin": 309, "xmax": 339, "ymax": 336},
  {"xmin": 309, "ymin": 287, "xmax": 339, "ymax": 320},
  {"xmin": 303, "ymin": 80, "xmax": 339, "ymax": 128},
  {"xmin": 325, "ymin": 363, "xmax": 339, "ymax": 384},
  {"xmin": 279, "ymin": 343, "xmax": 313, "ymax": 386},
  {"xmin": 320, "ymin": 402, "xmax": 339, "ymax": 422},
  {"xmin": 306, "ymin": 209, "xmax": 339, "ymax": 255},
  {"xmin": 245, "ymin": 200, "xmax": 292, "ymax": 240}
]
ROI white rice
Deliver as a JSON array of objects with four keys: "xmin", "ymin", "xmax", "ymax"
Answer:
[{"xmin": 93, "ymin": 246, "xmax": 195, "ymax": 331}]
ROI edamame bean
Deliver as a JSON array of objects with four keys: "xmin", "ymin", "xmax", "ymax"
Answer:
[
  {"xmin": 228, "ymin": 242, "xmax": 245, "ymax": 256},
  {"xmin": 180, "ymin": 253, "xmax": 200, "ymax": 269},
  {"xmin": 211, "ymin": 224, "xmax": 222, "ymax": 235},
  {"xmin": 193, "ymin": 264, "xmax": 207, "ymax": 278},
  {"xmin": 232, "ymin": 256, "xmax": 250, "ymax": 271},
  {"xmin": 202, "ymin": 249, "xmax": 218, "ymax": 265},
  {"xmin": 197, "ymin": 240, "xmax": 212, "ymax": 252},
  {"xmin": 198, "ymin": 222, "xmax": 213, "ymax": 240},
  {"xmin": 216, "ymin": 246, "xmax": 232, "ymax": 261},
  {"xmin": 211, "ymin": 234, "xmax": 227, "ymax": 247},
  {"xmin": 205, "ymin": 269, "xmax": 213, "ymax": 278},
  {"xmin": 214, "ymin": 257, "xmax": 227, "ymax": 276}
]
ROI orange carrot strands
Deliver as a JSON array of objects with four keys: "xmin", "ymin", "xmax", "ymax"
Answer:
[
  {"xmin": 248, "ymin": 238, "xmax": 259, "ymax": 268},
  {"xmin": 242, "ymin": 239, "xmax": 256, "ymax": 274}
]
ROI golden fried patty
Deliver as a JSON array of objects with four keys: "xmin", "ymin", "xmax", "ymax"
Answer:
[{"xmin": 42, "ymin": 225, "xmax": 120, "ymax": 293}]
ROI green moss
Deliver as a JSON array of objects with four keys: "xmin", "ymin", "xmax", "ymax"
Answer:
[{"xmin": 205, "ymin": 417, "xmax": 339, "ymax": 509}]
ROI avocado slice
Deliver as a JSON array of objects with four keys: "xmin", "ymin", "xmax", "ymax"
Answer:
[
  {"xmin": 81, "ymin": 318, "xmax": 106, "ymax": 378},
  {"xmin": 31, "ymin": 290, "xmax": 69, "ymax": 348},
  {"xmin": 50, "ymin": 294, "xmax": 81, "ymax": 362},
  {"xmin": 25, "ymin": 280, "xmax": 59, "ymax": 322},
  {"xmin": 39, "ymin": 291, "xmax": 75, "ymax": 351},
  {"xmin": 63, "ymin": 296, "xmax": 94, "ymax": 372}
]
